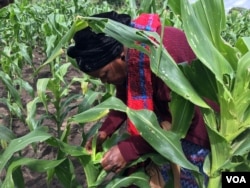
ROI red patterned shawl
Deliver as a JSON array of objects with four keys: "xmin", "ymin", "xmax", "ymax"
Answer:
[{"xmin": 127, "ymin": 14, "xmax": 161, "ymax": 135}]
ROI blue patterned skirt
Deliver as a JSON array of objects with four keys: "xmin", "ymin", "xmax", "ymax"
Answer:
[{"xmin": 160, "ymin": 139, "xmax": 210, "ymax": 188}]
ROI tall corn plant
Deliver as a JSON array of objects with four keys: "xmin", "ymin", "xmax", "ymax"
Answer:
[
  {"xmin": 179, "ymin": 0, "xmax": 250, "ymax": 187},
  {"xmin": 65, "ymin": 0, "xmax": 250, "ymax": 187}
]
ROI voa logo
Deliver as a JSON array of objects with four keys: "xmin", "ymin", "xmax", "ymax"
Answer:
[
  {"xmin": 226, "ymin": 176, "xmax": 246, "ymax": 184},
  {"xmin": 222, "ymin": 172, "xmax": 250, "ymax": 188}
]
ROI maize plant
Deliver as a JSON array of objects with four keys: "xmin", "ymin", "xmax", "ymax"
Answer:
[{"xmin": 66, "ymin": 0, "xmax": 250, "ymax": 187}]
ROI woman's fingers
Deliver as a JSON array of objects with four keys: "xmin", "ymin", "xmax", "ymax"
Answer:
[{"xmin": 101, "ymin": 145, "xmax": 127, "ymax": 173}]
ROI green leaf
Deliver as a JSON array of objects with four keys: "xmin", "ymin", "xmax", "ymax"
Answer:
[
  {"xmin": 26, "ymin": 97, "xmax": 42, "ymax": 131},
  {"xmin": 0, "ymin": 125, "xmax": 16, "ymax": 143},
  {"xmin": 77, "ymin": 89, "xmax": 103, "ymax": 112},
  {"xmin": 203, "ymin": 109, "xmax": 230, "ymax": 176},
  {"xmin": 14, "ymin": 78, "xmax": 34, "ymax": 98},
  {"xmin": 78, "ymin": 155, "xmax": 100, "ymax": 187},
  {"xmin": 18, "ymin": 43, "xmax": 32, "ymax": 64},
  {"xmin": 36, "ymin": 78, "xmax": 50, "ymax": 112},
  {"xmin": 139, "ymin": 0, "xmax": 157, "ymax": 13},
  {"xmin": 231, "ymin": 128, "xmax": 250, "ymax": 157},
  {"xmin": 127, "ymin": 109, "xmax": 199, "ymax": 172},
  {"xmin": 168, "ymin": 0, "xmax": 181, "ymax": 16},
  {"xmin": 93, "ymin": 169, "xmax": 108, "ymax": 187},
  {"xmin": 169, "ymin": 92, "xmax": 194, "ymax": 137},
  {"xmin": 1, "ymin": 158, "xmax": 65, "ymax": 188},
  {"xmin": 179, "ymin": 60, "xmax": 218, "ymax": 102},
  {"xmin": 72, "ymin": 107, "xmax": 109, "ymax": 123},
  {"xmin": 46, "ymin": 137, "xmax": 89, "ymax": 157},
  {"xmin": 71, "ymin": 97, "xmax": 127, "ymax": 123},
  {"xmin": 55, "ymin": 159, "xmax": 81, "ymax": 188},
  {"xmin": 102, "ymin": 131, "xmax": 130, "ymax": 153},
  {"xmin": 0, "ymin": 71, "xmax": 23, "ymax": 108},
  {"xmin": 129, "ymin": 153, "xmax": 168, "ymax": 167},
  {"xmin": 45, "ymin": 35, "xmax": 57, "ymax": 56},
  {"xmin": 55, "ymin": 62, "xmax": 71, "ymax": 83},
  {"xmin": 181, "ymin": 0, "xmax": 235, "ymax": 86},
  {"xmin": 232, "ymin": 51, "xmax": 250, "ymax": 126},
  {"xmin": 235, "ymin": 37, "xmax": 250, "ymax": 55},
  {"xmin": 0, "ymin": 127, "xmax": 51, "ymax": 171},
  {"xmin": 85, "ymin": 17, "xmax": 152, "ymax": 53},
  {"xmin": 105, "ymin": 170, "xmax": 150, "ymax": 188},
  {"xmin": 12, "ymin": 167, "xmax": 25, "ymax": 188}
]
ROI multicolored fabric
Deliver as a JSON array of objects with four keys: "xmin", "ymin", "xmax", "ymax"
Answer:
[
  {"xmin": 160, "ymin": 139, "xmax": 210, "ymax": 188},
  {"xmin": 126, "ymin": 14, "xmax": 161, "ymax": 135},
  {"xmin": 130, "ymin": 13, "xmax": 161, "ymax": 32}
]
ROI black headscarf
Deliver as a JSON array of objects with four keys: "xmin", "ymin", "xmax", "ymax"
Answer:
[{"xmin": 67, "ymin": 11, "xmax": 131, "ymax": 72}]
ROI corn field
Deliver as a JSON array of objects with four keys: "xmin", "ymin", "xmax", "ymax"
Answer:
[{"xmin": 0, "ymin": 0, "xmax": 250, "ymax": 187}]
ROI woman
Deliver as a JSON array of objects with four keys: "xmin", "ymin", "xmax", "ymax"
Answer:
[{"xmin": 67, "ymin": 11, "xmax": 212, "ymax": 188}]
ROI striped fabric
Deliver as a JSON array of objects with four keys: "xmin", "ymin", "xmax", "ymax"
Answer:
[{"xmin": 126, "ymin": 14, "xmax": 161, "ymax": 135}]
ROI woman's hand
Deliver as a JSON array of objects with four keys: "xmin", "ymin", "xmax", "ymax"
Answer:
[
  {"xmin": 85, "ymin": 131, "xmax": 108, "ymax": 153},
  {"xmin": 101, "ymin": 145, "xmax": 127, "ymax": 173},
  {"xmin": 160, "ymin": 120, "xmax": 172, "ymax": 131}
]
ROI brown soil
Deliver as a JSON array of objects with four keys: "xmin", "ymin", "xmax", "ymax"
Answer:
[{"xmin": 0, "ymin": 49, "xmax": 91, "ymax": 187}]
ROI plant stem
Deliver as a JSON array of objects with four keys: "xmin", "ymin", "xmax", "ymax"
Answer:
[{"xmin": 207, "ymin": 174, "xmax": 222, "ymax": 188}]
